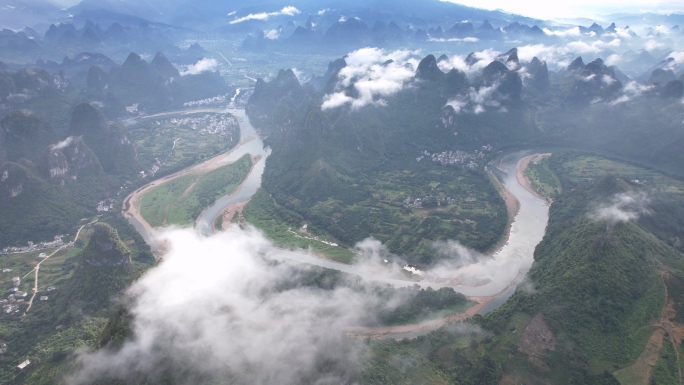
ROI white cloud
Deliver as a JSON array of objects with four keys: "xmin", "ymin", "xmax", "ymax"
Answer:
[
  {"xmin": 322, "ymin": 92, "xmax": 355, "ymax": 110},
  {"xmin": 67, "ymin": 227, "xmax": 406, "ymax": 384},
  {"xmin": 565, "ymin": 40, "xmax": 603, "ymax": 54},
  {"xmin": 180, "ymin": 58, "xmax": 218, "ymax": 76},
  {"xmin": 428, "ymin": 37, "xmax": 479, "ymax": 43},
  {"xmin": 542, "ymin": 26, "xmax": 581, "ymax": 37},
  {"xmin": 321, "ymin": 47, "xmax": 420, "ymax": 110},
  {"xmin": 291, "ymin": 68, "xmax": 304, "ymax": 82},
  {"xmin": 605, "ymin": 54, "xmax": 621, "ymax": 66},
  {"xmin": 608, "ymin": 81, "xmax": 654, "ymax": 105},
  {"xmin": 515, "ymin": 40, "xmax": 626, "ymax": 71},
  {"xmin": 437, "ymin": 48, "xmax": 501, "ymax": 76},
  {"xmin": 264, "ymin": 29, "xmax": 280, "ymax": 40},
  {"xmin": 446, "ymin": 99, "xmax": 468, "ymax": 113},
  {"xmin": 445, "ymin": 82, "xmax": 502, "ymax": 115},
  {"xmin": 646, "ymin": 39, "xmax": 665, "ymax": 51},
  {"xmin": 589, "ymin": 192, "xmax": 650, "ymax": 225},
  {"xmin": 50, "ymin": 136, "xmax": 75, "ymax": 150},
  {"xmin": 663, "ymin": 51, "xmax": 684, "ymax": 72},
  {"xmin": 601, "ymin": 74, "xmax": 616, "ymax": 85},
  {"xmin": 605, "ymin": 27, "xmax": 633, "ymax": 39},
  {"xmin": 229, "ymin": 6, "xmax": 300, "ymax": 24},
  {"xmin": 608, "ymin": 95, "xmax": 631, "ymax": 105},
  {"xmin": 317, "ymin": 8, "xmax": 329, "ymax": 16}
]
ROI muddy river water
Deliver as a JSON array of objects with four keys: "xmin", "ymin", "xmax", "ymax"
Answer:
[{"xmin": 126, "ymin": 107, "xmax": 549, "ymax": 313}]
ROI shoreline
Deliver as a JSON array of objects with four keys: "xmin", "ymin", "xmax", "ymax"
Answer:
[
  {"xmin": 201, "ymin": 155, "xmax": 262, "ymax": 232},
  {"xmin": 516, "ymin": 153, "xmax": 552, "ymax": 202},
  {"xmin": 487, "ymin": 170, "xmax": 520, "ymax": 256},
  {"xmin": 346, "ymin": 296, "xmax": 491, "ymax": 340},
  {"xmin": 121, "ymin": 130, "xmax": 254, "ymax": 253}
]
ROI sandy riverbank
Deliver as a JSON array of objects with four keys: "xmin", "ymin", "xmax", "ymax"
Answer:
[
  {"xmin": 121, "ymin": 136, "xmax": 256, "ymax": 253},
  {"xmin": 217, "ymin": 201, "xmax": 249, "ymax": 231},
  {"xmin": 516, "ymin": 153, "xmax": 552, "ymax": 201},
  {"xmin": 346, "ymin": 296, "xmax": 491, "ymax": 340}
]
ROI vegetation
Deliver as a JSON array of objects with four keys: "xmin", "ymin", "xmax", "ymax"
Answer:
[
  {"xmin": 0, "ymin": 216, "xmax": 155, "ymax": 385},
  {"xmin": 129, "ymin": 112, "xmax": 239, "ymax": 177},
  {"xmin": 524, "ymin": 155, "xmax": 561, "ymax": 200},
  {"xmin": 375, "ymin": 287, "xmax": 471, "ymax": 326},
  {"xmin": 0, "ymin": 162, "xmax": 107, "ymax": 248},
  {"xmin": 358, "ymin": 162, "xmax": 684, "ymax": 384},
  {"xmin": 140, "ymin": 154, "xmax": 252, "ymax": 227},
  {"xmin": 258, "ymin": 86, "xmax": 509, "ymax": 263},
  {"xmin": 548, "ymin": 151, "xmax": 684, "ymax": 256},
  {"xmin": 243, "ymin": 189, "xmax": 355, "ymax": 263}
]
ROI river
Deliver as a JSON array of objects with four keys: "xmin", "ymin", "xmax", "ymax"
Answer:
[
  {"xmin": 195, "ymin": 107, "xmax": 271, "ymax": 234},
  {"xmin": 125, "ymin": 107, "xmax": 549, "ymax": 311}
]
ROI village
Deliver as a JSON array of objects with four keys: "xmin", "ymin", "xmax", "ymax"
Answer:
[
  {"xmin": 403, "ymin": 195, "xmax": 456, "ymax": 209},
  {"xmin": 160, "ymin": 113, "xmax": 239, "ymax": 136},
  {"xmin": 96, "ymin": 199, "xmax": 116, "ymax": 212},
  {"xmin": 0, "ymin": 235, "xmax": 65, "ymax": 255},
  {"xmin": 182, "ymin": 93, "xmax": 230, "ymax": 108},
  {"xmin": 416, "ymin": 144, "xmax": 493, "ymax": 169},
  {"xmin": 0, "ymin": 272, "xmax": 54, "ymax": 315}
]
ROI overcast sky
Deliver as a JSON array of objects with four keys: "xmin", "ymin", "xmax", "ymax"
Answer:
[{"xmin": 443, "ymin": 0, "xmax": 684, "ymax": 20}]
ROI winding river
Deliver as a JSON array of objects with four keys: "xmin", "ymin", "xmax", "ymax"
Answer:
[
  {"xmin": 125, "ymin": 107, "xmax": 549, "ymax": 311},
  {"xmin": 195, "ymin": 108, "xmax": 271, "ymax": 235}
]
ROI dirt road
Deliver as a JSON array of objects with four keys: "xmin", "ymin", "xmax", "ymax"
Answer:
[{"xmin": 23, "ymin": 218, "xmax": 98, "ymax": 314}]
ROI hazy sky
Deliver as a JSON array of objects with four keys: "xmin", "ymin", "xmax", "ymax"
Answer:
[
  {"xmin": 46, "ymin": 0, "xmax": 684, "ymax": 20},
  {"xmin": 443, "ymin": 0, "xmax": 684, "ymax": 19}
]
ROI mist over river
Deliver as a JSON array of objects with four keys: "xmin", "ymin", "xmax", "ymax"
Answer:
[{"xmin": 127, "ymin": 108, "xmax": 549, "ymax": 308}]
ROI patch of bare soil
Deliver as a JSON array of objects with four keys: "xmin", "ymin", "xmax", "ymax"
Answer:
[
  {"xmin": 217, "ymin": 201, "xmax": 248, "ymax": 231},
  {"xmin": 660, "ymin": 273, "xmax": 684, "ymax": 384},
  {"xmin": 614, "ymin": 272, "xmax": 684, "ymax": 385},
  {"xmin": 517, "ymin": 312, "xmax": 556, "ymax": 370},
  {"xmin": 614, "ymin": 329, "xmax": 666, "ymax": 385}
]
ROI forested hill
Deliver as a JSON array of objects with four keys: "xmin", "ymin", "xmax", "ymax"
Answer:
[
  {"xmin": 480, "ymin": 176, "xmax": 675, "ymax": 381},
  {"xmin": 359, "ymin": 173, "xmax": 684, "ymax": 384},
  {"xmin": 253, "ymin": 57, "xmax": 521, "ymax": 263},
  {"xmin": 250, "ymin": 50, "xmax": 684, "ymax": 177},
  {"xmin": 246, "ymin": 49, "xmax": 684, "ymax": 263}
]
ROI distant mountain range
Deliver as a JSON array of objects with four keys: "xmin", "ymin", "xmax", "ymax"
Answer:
[{"xmin": 64, "ymin": 0, "xmax": 544, "ymax": 31}]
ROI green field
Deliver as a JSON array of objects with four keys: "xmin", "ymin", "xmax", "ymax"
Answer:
[
  {"xmin": 549, "ymin": 152, "xmax": 684, "ymax": 192},
  {"xmin": 243, "ymin": 189, "xmax": 356, "ymax": 263},
  {"xmin": 524, "ymin": 155, "xmax": 562, "ymax": 200},
  {"xmin": 299, "ymin": 165, "xmax": 506, "ymax": 263},
  {"xmin": 548, "ymin": 152, "xmax": 684, "ymax": 255},
  {"xmin": 140, "ymin": 154, "xmax": 252, "ymax": 227},
  {"xmin": 128, "ymin": 112, "xmax": 240, "ymax": 177}
]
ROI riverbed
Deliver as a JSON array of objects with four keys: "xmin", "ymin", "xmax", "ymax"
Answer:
[
  {"xmin": 124, "ymin": 107, "xmax": 549, "ymax": 308},
  {"xmin": 195, "ymin": 108, "xmax": 270, "ymax": 234}
]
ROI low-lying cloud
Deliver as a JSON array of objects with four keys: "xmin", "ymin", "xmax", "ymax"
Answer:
[
  {"xmin": 445, "ymin": 82, "xmax": 505, "ymax": 115},
  {"xmin": 180, "ymin": 58, "xmax": 218, "ymax": 76},
  {"xmin": 608, "ymin": 81, "xmax": 654, "ymax": 105},
  {"xmin": 264, "ymin": 29, "xmax": 280, "ymax": 40},
  {"xmin": 50, "ymin": 136, "xmax": 75, "ymax": 150},
  {"xmin": 322, "ymin": 47, "xmax": 420, "ymax": 110},
  {"xmin": 589, "ymin": 191, "xmax": 651, "ymax": 225},
  {"xmin": 68, "ymin": 227, "xmax": 387, "ymax": 384},
  {"xmin": 437, "ymin": 48, "xmax": 500, "ymax": 75},
  {"xmin": 229, "ymin": 6, "xmax": 300, "ymax": 24}
]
